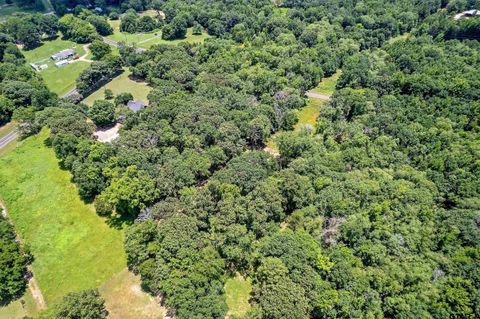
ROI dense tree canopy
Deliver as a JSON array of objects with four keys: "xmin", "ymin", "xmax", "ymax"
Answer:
[{"xmin": 3, "ymin": 0, "xmax": 480, "ymax": 318}]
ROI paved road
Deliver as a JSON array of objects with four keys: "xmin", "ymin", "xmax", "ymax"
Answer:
[
  {"xmin": 0, "ymin": 131, "xmax": 18, "ymax": 149},
  {"xmin": 305, "ymin": 92, "xmax": 331, "ymax": 101}
]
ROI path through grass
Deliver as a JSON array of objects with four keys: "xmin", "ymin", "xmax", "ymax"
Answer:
[{"xmin": 0, "ymin": 129, "xmax": 126, "ymax": 305}]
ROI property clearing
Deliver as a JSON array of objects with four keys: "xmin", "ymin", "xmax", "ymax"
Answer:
[
  {"xmin": 99, "ymin": 268, "xmax": 167, "ymax": 319},
  {"xmin": 225, "ymin": 274, "xmax": 252, "ymax": 318},
  {"xmin": 83, "ymin": 70, "xmax": 151, "ymax": 106},
  {"xmin": 22, "ymin": 38, "xmax": 90, "ymax": 96},
  {"xmin": 0, "ymin": 129, "xmax": 126, "ymax": 305}
]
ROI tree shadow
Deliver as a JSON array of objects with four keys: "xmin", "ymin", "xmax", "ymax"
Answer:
[{"xmin": 105, "ymin": 212, "xmax": 135, "ymax": 230}]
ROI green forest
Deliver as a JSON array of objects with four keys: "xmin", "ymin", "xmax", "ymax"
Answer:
[{"xmin": 0, "ymin": 0, "xmax": 479, "ymax": 318}]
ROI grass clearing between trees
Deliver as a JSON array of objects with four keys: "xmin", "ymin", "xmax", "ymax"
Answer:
[
  {"xmin": 0, "ymin": 129, "xmax": 126, "ymax": 305},
  {"xmin": 294, "ymin": 98, "xmax": 326, "ymax": 130},
  {"xmin": 225, "ymin": 274, "xmax": 252, "ymax": 318},
  {"xmin": 83, "ymin": 70, "xmax": 151, "ymax": 106},
  {"xmin": 310, "ymin": 70, "xmax": 342, "ymax": 96},
  {"xmin": 106, "ymin": 20, "xmax": 210, "ymax": 49}
]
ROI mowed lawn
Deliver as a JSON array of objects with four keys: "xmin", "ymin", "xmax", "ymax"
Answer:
[
  {"xmin": 22, "ymin": 38, "xmax": 89, "ymax": 96},
  {"xmin": 83, "ymin": 70, "xmax": 151, "ymax": 106},
  {"xmin": 0, "ymin": 129, "xmax": 126, "ymax": 305},
  {"xmin": 225, "ymin": 274, "xmax": 252, "ymax": 318}
]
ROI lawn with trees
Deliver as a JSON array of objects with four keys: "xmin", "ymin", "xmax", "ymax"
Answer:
[
  {"xmin": 0, "ymin": 129, "xmax": 126, "ymax": 305},
  {"xmin": 82, "ymin": 70, "xmax": 151, "ymax": 106},
  {"xmin": 0, "ymin": 0, "xmax": 479, "ymax": 318}
]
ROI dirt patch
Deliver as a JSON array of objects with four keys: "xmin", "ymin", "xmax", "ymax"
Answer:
[{"xmin": 94, "ymin": 123, "xmax": 122, "ymax": 143}]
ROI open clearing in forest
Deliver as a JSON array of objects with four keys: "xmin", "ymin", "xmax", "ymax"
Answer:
[
  {"xmin": 83, "ymin": 70, "xmax": 151, "ymax": 106},
  {"xmin": 0, "ymin": 129, "xmax": 126, "ymax": 305},
  {"xmin": 264, "ymin": 71, "xmax": 339, "ymax": 154},
  {"xmin": 225, "ymin": 274, "xmax": 252, "ymax": 318},
  {"xmin": 22, "ymin": 38, "xmax": 89, "ymax": 96},
  {"xmin": 310, "ymin": 70, "xmax": 342, "ymax": 96},
  {"xmin": 106, "ymin": 19, "xmax": 210, "ymax": 49}
]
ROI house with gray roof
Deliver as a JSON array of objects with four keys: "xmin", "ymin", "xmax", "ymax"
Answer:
[{"xmin": 127, "ymin": 100, "xmax": 146, "ymax": 112}]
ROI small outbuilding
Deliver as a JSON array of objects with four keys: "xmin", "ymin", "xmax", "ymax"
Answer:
[
  {"xmin": 127, "ymin": 100, "xmax": 146, "ymax": 112},
  {"xmin": 51, "ymin": 49, "xmax": 75, "ymax": 61},
  {"xmin": 55, "ymin": 60, "xmax": 69, "ymax": 67}
]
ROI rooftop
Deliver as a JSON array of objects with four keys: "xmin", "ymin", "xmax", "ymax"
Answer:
[
  {"xmin": 127, "ymin": 100, "xmax": 146, "ymax": 112},
  {"xmin": 51, "ymin": 49, "xmax": 75, "ymax": 60}
]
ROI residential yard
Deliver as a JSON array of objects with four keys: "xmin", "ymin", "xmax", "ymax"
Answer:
[
  {"xmin": 22, "ymin": 38, "xmax": 89, "ymax": 96},
  {"xmin": 83, "ymin": 70, "xmax": 151, "ymax": 106},
  {"xmin": 106, "ymin": 19, "xmax": 210, "ymax": 49},
  {"xmin": 0, "ymin": 129, "xmax": 126, "ymax": 305},
  {"xmin": 310, "ymin": 70, "xmax": 342, "ymax": 96},
  {"xmin": 99, "ymin": 268, "xmax": 166, "ymax": 319},
  {"xmin": 225, "ymin": 274, "xmax": 252, "ymax": 318}
]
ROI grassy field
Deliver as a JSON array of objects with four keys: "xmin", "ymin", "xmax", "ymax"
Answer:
[
  {"xmin": 311, "ymin": 70, "xmax": 342, "ymax": 96},
  {"xmin": 83, "ymin": 70, "xmax": 151, "ymax": 106},
  {"xmin": 23, "ymin": 38, "xmax": 90, "ymax": 96},
  {"xmin": 40, "ymin": 61, "xmax": 90, "ymax": 96},
  {"xmin": 225, "ymin": 274, "xmax": 252, "ymax": 318},
  {"xmin": 106, "ymin": 20, "xmax": 210, "ymax": 49},
  {"xmin": 0, "ymin": 129, "xmax": 126, "ymax": 305},
  {"xmin": 99, "ymin": 268, "xmax": 166, "ymax": 319},
  {"xmin": 22, "ymin": 38, "xmax": 85, "ymax": 63}
]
